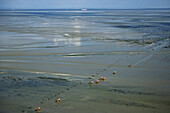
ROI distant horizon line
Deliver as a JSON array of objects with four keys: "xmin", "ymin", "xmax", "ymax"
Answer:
[{"xmin": 0, "ymin": 8, "xmax": 170, "ymax": 10}]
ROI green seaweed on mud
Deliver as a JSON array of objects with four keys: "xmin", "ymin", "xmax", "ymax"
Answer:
[
  {"xmin": 164, "ymin": 45, "xmax": 170, "ymax": 48},
  {"xmin": 108, "ymin": 88, "xmax": 155, "ymax": 95},
  {"xmin": 36, "ymin": 76, "xmax": 68, "ymax": 82}
]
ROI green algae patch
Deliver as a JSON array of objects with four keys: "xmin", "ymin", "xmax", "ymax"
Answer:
[{"xmin": 36, "ymin": 76, "xmax": 68, "ymax": 82}]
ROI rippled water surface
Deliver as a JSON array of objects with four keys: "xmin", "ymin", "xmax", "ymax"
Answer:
[{"xmin": 0, "ymin": 9, "xmax": 170, "ymax": 74}]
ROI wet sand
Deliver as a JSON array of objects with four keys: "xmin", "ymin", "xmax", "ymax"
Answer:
[
  {"xmin": 0, "ymin": 9, "xmax": 170, "ymax": 113},
  {"xmin": 0, "ymin": 48, "xmax": 170, "ymax": 113}
]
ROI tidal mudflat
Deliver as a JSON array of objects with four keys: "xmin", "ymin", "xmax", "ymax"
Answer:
[{"xmin": 0, "ymin": 9, "xmax": 170, "ymax": 113}]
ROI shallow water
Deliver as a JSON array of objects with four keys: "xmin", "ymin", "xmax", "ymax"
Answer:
[
  {"xmin": 0, "ymin": 9, "xmax": 170, "ymax": 113},
  {"xmin": 0, "ymin": 9, "xmax": 170, "ymax": 74}
]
